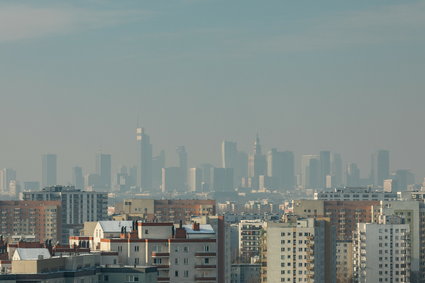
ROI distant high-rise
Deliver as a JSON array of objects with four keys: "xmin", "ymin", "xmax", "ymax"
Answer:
[
  {"xmin": 211, "ymin": 168, "xmax": 234, "ymax": 192},
  {"xmin": 332, "ymin": 153, "xmax": 343, "ymax": 187},
  {"xmin": 320, "ymin": 151, "xmax": 331, "ymax": 189},
  {"xmin": 394, "ymin": 169, "xmax": 415, "ymax": 191},
  {"xmin": 222, "ymin": 141, "xmax": 238, "ymax": 169},
  {"xmin": 42, "ymin": 154, "xmax": 57, "ymax": 187},
  {"xmin": 136, "ymin": 127, "xmax": 153, "ymax": 192},
  {"xmin": 72, "ymin": 166, "xmax": 84, "ymax": 190},
  {"xmin": 188, "ymin": 167, "xmax": 202, "ymax": 192},
  {"xmin": 162, "ymin": 167, "xmax": 184, "ymax": 192},
  {"xmin": 372, "ymin": 150, "xmax": 390, "ymax": 187},
  {"xmin": 267, "ymin": 149, "xmax": 295, "ymax": 190},
  {"xmin": 176, "ymin": 146, "xmax": 188, "ymax": 190},
  {"xmin": 282, "ymin": 151, "xmax": 295, "ymax": 190},
  {"xmin": 248, "ymin": 134, "xmax": 266, "ymax": 189},
  {"xmin": 96, "ymin": 154, "xmax": 111, "ymax": 189},
  {"xmin": 301, "ymin": 155, "xmax": 319, "ymax": 189},
  {"xmin": 152, "ymin": 150, "xmax": 165, "ymax": 190},
  {"xmin": 346, "ymin": 163, "xmax": 360, "ymax": 187},
  {"xmin": 0, "ymin": 168, "xmax": 16, "ymax": 194}
]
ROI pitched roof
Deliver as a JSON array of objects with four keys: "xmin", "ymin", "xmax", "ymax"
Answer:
[
  {"xmin": 99, "ymin": 221, "xmax": 133, "ymax": 233},
  {"xmin": 13, "ymin": 248, "xmax": 51, "ymax": 260}
]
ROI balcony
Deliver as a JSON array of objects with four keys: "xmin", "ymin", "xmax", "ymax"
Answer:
[
  {"xmin": 195, "ymin": 277, "xmax": 216, "ymax": 282},
  {"xmin": 157, "ymin": 277, "xmax": 170, "ymax": 282},
  {"xmin": 155, "ymin": 265, "xmax": 170, "ymax": 269},
  {"xmin": 152, "ymin": 252, "xmax": 170, "ymax": 257},
  {"xmin": 195, "ymin": 265, "xmax": 216, "ymax": 269},
  {"xmin": 195, "ymin": 252, "xmax": 216, "ymax": 257}
]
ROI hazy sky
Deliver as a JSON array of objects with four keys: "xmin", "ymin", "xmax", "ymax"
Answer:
[{"xmin": 1, "ymin": 0, "xmax": 425, "ymax": 183}]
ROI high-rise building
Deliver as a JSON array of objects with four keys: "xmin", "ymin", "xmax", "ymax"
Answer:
[
  {"xmin": 301, "ymin": 155, "xmax": 319, "ymax": 189},
  {"xmin": 211, "ymin": 168, "xmax": 234, "ymax": 192},
  {"xmin": 346, "ymin": 163, "xmax": 360, "ymax": 187},
  {"xmin": 136, "ymin": 127, "xmax": 152, "ymax": 192},
  {"xmin": 152, "ymin": 150, "xmax": 165, "ymax": 190},
  {"xmin": 188, "ymin": 167, "xmax": 202, "ymax": 192},
  {"xmin": 23, "ymin": 186, "xmax": 108, "ymax": 244},
  {"xmin": 199, "ymin": 163, "xmax": 214, "ymax": 191},
  {"xmin": 161, "ymin": 167, "xmax": 185, "ymax": 192},
  {"xmin": 236, "ymin": 151, "xmax": 248, "ymax": 185},
  {"xmin": 222, "ymin": 141, "xmax": 238, "ymax": 169},
  {"xmin": 394, "ymin": 169, "xmax": 415, "ymax": 191},
  {"xmin": 320, "ymin": 151, "xmax": 331, "ymax": 189},
  {"xmin": 238, "ymin": 220, "xmax": 264, "ymax": 263},
  {"xmin": 176, "ymin": 146, "xmax": 188, "ymax": 190},
  {"xmin": 96, "ymin": 154, "xmax": 111, "ymax": 189},
  {"xmin": 332, "ymin": 153, "xmax": 343, "ymax": 187},
  {"xmin": 0, "ymin": 168, "xmax": 16, "ymax": 194},
  {"xmin": 42, "ymin": 154, "xmax": 57, "ymax": 187},
  {"xmin": 248, "ymin": 135, "xmax": 266, "ymax": 190},
  {"xmin": 371, "ymin": 150, "xmax": 390, "ymax": 187},
  {"xmin": 353, "ymin": 220, "xmax": 411, "ymax": 283},
  {"xmin": 262, "ymin": 217, "xmax": 336, "ymax": 283},
  {"xmin": 0, "ymin": 200, "xmax": 62, "ymax": 244},
  {"xmin": 266, "ymin": 149, "xmax": 295, "ymax": 191},
  {"xmin": 72, "ymin": 166, "xmax": 84, "ymax": 190}
]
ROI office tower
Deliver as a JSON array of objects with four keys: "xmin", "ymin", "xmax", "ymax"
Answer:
[
  {"xmin": 0, "ymin": 200, "xmax": 62, "ymax": 243},
  {"xmin": 72, "ymin": 166, "xmax": 84, "ymax": 190},
  {"xmin": 23, "ymin": 185, "xmax": 108, "ymax": 244},
  {"xmin": 136, "ymin": 127, "xmax": 152, "ymax": 192},
  {"xmin": 199, "ymin": 163, "xmax": 214, "ymax": 191},
  {"xmin": 332, "ymin": 153, "xmax": 343, "ymax": 187},
  {"xmin": 96, "ymin": 154, "xmax": 111, "ymax": 189},
  {"xmin": 263, "ymin": 217, "xmax": 336, "ymax": 283},
  {"xmin": 176, "ymin": 146, "xmax": 188, "ymax": 190},
  {"xmin": 161, "ymin": 167, "xmax": 184, "ymax": 192},
  {"xmin": 320, "ymin": 150, "xmax": 331, "ymax": 189},
  {"xmin": 237, "ymin": 151, "xmax": 248, "ymax": 181},
  {"xmin": 0, "ymin": 168, "xmax": 16, "ymax": 193},
  {"xmin": 267, "ymin": 148, "xmax": 282, "ymax": 189},
  {"xmin": 128, "ymin": 166, "xmax": 137, "ymax": 187},
  {"xmin": 188, "ymin": 167, "xmax": 202, "ymax": 192},
  {"xmin": 346, "ymin": 163, "xmax": 360, "ymax": 187},
  {"xmin": 301, "ymin": 155, "xmax": 319, "ymax": 189},
  {"xmin": 211, "ymin": 168, "xmax": 234, "ymax": 192},
  {"xmin": 394, "ymin": 169, "xmax": 415, "ymax": 191},
  {"xmin": 371, "ymin": 150, "xmax": 390, "ymax": 187},
  {"xmin": 42, "ymin": 154, "xmax": 57, "ymax": 187},
  {"xmin": 152, "ymin": 150, "xmax": 165, "ymax": 190},
  {"xmin": 222, "ymin": 140, "xmax": 238, "ymax": 168},
  {"xmin": 281, "ymin": 151, "xmax": 295, "ymax": 190},
  {"xmin": 353, "ymin": 220, "xmax": 411, "ymax": 283},
  {"xmin": 248, "ymin": 135, "xmax": 266, "ymax": 190}
]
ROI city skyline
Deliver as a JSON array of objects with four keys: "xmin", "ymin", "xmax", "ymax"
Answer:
[{"xmin": 0, "ymin": 0, "xmax": 424, "ymax": 182}]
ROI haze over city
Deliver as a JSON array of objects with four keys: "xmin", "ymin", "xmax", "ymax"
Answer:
[{"xmin": 1, "ymin": 0, "xmax": 425, "ymax": 183}]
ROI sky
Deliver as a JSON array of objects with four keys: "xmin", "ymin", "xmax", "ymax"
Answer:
[{"xmin": 0, "ymin": 0, "xmax": 425, "ymax": 183}]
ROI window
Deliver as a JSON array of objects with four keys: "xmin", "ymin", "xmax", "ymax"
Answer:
[
  {"xmin": 145, "ymin": 229, "xmax": 149, "ymax": 234},
  {"xmin": 184, "ymin": 258, "xmax": 189, "ymax": 265},
  {"xmin": 134, "ymin": 246, "xmax": 139, "ymax": 252},
  {"xmin": 205, "ymin": 258, "xmax": 209, "ymax": 264},
  {"xmin": 184, "ymin": 246, "xmax": 189, "ymax": 252},
  {"xmin": 204, "ymin": 245, "xmax": 210, "ymax": 251},
  {"xmin": 184, "ymin": 270, "xmax": 189, "ymax": 277},
  {"xmin": 104, "ymin": 275, "xmax": 109, "ymax": 281},
  {"xmin": 175, "ymin": 271, "xmax": 179, "ymax": 277},
  {"xmin": 175, "ymin": 258, "xmax": 179, "ymax": 265}
]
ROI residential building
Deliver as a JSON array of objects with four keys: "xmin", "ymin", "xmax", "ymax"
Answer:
[
  {"xmin": 22, "ymin": 186, "xmax": 108, "ymax": 244},
  {"xmin": 231, "ymin": 263, "xmax": 260, "ymax": 283},
  {"xmin": 238, "ymin": 220, "xmax": 264, "ymax": 263},
  {"xmin": 0, "ymin": 201, "xmax": 61, "ymax": 244},
  {"xmin": 314, "ymin": 187, "xmax": 398, "ymax": 201}
]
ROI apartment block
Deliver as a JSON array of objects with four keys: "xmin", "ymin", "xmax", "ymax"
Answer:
[
  {"xmin": 262, "ymin": 217, "xmax": 336, "ymax": 283},
  {"xmin": 0, "ymin": 201, "xmax": 61, "ymax": 244},
  {"xmin": 22, "ymin": 186, "xmax": 108, "ymax": 243}
]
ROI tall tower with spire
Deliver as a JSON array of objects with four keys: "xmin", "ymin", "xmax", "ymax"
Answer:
[
  {"xmin": 136, "ymin": 127, "xmax": 152, "ymax": 192},
  {"xmin": 248, "ymin": 134, "xmax": 267, "ymax": 182}
]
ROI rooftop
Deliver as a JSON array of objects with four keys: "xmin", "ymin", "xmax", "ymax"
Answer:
[{"xmin": 13, "ymin": 248, "xmax": 51, "ymax": 260}]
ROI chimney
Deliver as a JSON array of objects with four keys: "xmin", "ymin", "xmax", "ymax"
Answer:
[{"xmin": 192, "ymin": 222, "xmax": 200, "ymax": 231}]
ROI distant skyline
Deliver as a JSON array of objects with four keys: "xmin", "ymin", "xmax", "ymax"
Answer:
[{"xmin": 0, "ymin": 0, "xmax": 424, "ymax": 182}]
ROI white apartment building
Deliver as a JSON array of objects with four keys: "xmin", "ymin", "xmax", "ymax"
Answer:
[
  {"xmin": 72, "ymin": 221, "xmax": 218, "ymax": 283},
  {"xmin": 314, "ymin": 187, "xmax": 398, "ymax": 201},
  {"xmin": 353, "ymin": 221, "xmax": 411, "ymax": 283},
  {"xmin": 264, "ymin": 217, "xmax": 336, "ymax": 283}
]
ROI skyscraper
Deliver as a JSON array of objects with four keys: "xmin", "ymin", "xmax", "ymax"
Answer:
[
  {"xmin": 152, "ymin": 150, "xmax": 165, "ymax": 190},
  {"xmin": 96, "ymin": 154, "xmax": 111, "ymax": 189},
  {"xmin": 0, "ymin": 168, "xmax": 16, "ymax": 193},
  {"xmin": 281, "ymin": 151, "xmax": 295, "ymax": 190},
  {"xmin": 72, "ymin": 166, "xmax": 84, "ymax": 190},
  {"xmin": 371, "ymin": 150, "xmax": 390, "ymax": 187},
  {"xmin": 346, "ymin": 163, "xmax": 360, "ymax": 187},
  {"xmin": 222, "ymin": 141, "xmax": 238, "ymax": 169},
  {"xmin": 320, "ymin": 150, "xmax": 331, "ymax": 189},
  {"xmin": 188, "ymin": 167, "xmax": 202, "ymax": 192},
  {"xmin": 267, "ymin": 148, "xmax": 283, "ymax": 189},
  {"xmin": 136, "ymin": 127, "xmax": 152, "ymax": 192},
  {"xmin": 176, "ymin": 146, "xmax": 188, "ymax": 190},
  {"xmin": 211, "ymin": 167, "xmax": 234, "ymax": 192},
  {"xmin": 301, "ymin": 155, "xmax": 319, "ymax": 189},
  {"xmin": 42, "ymin": 154, "xmax": 57, "ymax": 187},
  {"xmin": 248, "ymin": 134, "xmax": 266, "ymax": 189},
  {"xmin": 332, "ymin": 153, "xmax": 343, "ymax": 187}
]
